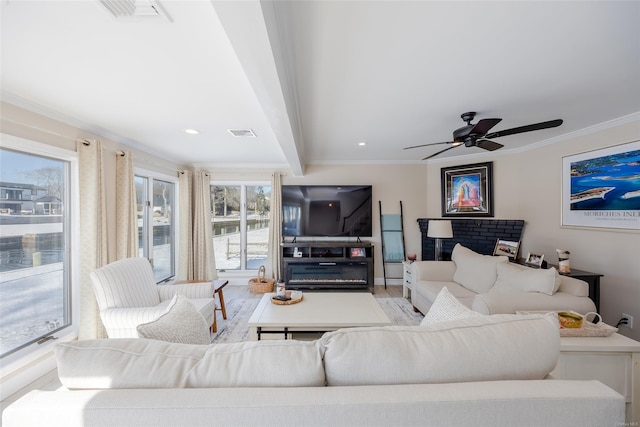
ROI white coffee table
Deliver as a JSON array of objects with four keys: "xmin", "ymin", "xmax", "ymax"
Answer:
[{"xmin": 248, "ymin": 292, "xmax": 391, "ymax": 341}]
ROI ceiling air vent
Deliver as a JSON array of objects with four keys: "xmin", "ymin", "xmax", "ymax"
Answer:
[
  {"xmin": 99, "ymin": 0, "xmax": 172, "ymax": 22},
  {"xmin": 228, "ymin": 129, "xmax": 256, "ymax": 138}
]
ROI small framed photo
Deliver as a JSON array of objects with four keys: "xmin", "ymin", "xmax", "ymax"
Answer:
[
  {"xmin": 525, "ymin": 253, "xmax": 545, "ymax": 268},
  {"xmin": 493, "ymin": 239, "xmax": 520, "ymax": 260},
  {"xmin": 350, "ymin": 247, "xmax": 366, "ymax": 258}
]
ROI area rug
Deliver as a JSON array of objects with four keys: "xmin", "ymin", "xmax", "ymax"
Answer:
[{"xmin": 210, "ymin": 296, "xmax": 424, "ymax": 344}]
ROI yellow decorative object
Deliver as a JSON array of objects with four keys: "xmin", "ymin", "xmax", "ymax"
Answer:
[{"xmin": 558, "ymin": 311, "xmax": 583, "ymax": 329}]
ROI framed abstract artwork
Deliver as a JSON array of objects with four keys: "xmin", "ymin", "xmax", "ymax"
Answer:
[
  {"xmin": 562, "ymin": 140, "xmax": 640, "ymax": 230},
  {"xmin": 441, "ymin": 161, "xmax": 494, "ymax": 217}
]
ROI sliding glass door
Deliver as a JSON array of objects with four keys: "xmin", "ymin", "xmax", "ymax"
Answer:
[{"xmin": 135, "ymin": 172, "xmax": 176, "ymax": 282}]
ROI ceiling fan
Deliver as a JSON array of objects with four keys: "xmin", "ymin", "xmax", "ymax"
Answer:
[{"xmin": 404, "ymin": 112, "xmax": 563, "ymax": 160}]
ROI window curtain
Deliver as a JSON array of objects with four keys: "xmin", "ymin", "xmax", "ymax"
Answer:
[
  {"xmin": 266, "ymin": 172, "xmax": 282, "ymax": 281},
  {"xmin": 76, "ymin": 140, "xmax": 108, "ymax": 340},
  {"xmin": 192, "ymin": 170, "xmax": 217, "ymax": 280},
  {"xmin": 177, "ymin": 170, "xmax": 193, "ymax": 280},
  {"xmin": 115, "ymin": 150, "xmax": 138, "ymax": 259}
]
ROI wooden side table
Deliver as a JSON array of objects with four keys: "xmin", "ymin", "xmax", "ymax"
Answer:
[{"xmin": 212, "ymin": 280, "xmax": 229, "ymax": 333}]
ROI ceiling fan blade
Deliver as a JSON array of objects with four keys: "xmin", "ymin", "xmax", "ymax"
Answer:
[
  {"xmin": 403, "ymin": 141, "xmax": 452, "ymax": 150},
  {"xmin": 422, "ymin": 144, "xmax": 460, "ymax": 160},
  {"xmin": 469, "ymin": 118, "xmax": 502, "ymax": 135},
  {"xmin": 484, "ymin": 119, "xmax": 563, "ymax": 139},
  {"xmin": 476, "ymin": 139, "xmax": 504, "ymax": 151}
]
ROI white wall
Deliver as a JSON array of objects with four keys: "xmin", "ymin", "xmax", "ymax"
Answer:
[
  {"xmin": 281, "ymin": 164, "xmax": 428, "ymax": 282},
  {"xmin": 426, "ymin": 117, "xmax": 640, "ymax": 340},
  {"xmin": 3, "ymin": 100, "xmax": 639, "ymax": 342},
  {"xmin": 1, "ymin": 101, "xmax": 188, "ymax": 262}
]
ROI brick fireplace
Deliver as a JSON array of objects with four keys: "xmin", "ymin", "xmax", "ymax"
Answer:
[{"xmin": 417, "ymin": 218, "xmax": 525, "ymax": 260}]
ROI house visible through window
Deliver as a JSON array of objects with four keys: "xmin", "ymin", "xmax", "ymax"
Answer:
[
  {"xmin": 211, "ymin": 183, "xmax": 271, "ymax": 271},
  {"xmin": 135, "ymin": 172, "xmax": 176, "ymax": 282},
  {"xmin": 0, "ymin": 147, "xmax": 72, "ymax": 358}
]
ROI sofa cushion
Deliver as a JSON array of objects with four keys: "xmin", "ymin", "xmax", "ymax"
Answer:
[
  {"xmin": 56, "ymin": 339, "xmax": 208, "ymax": 389},
  {"xmin": 414, "ymin": 280, "xmax": 477, "ymax": 308},
  {"xmin": 137, "ymin": 294, "xmax": 211, "ymax": 345},
  {"xmin": 491, "ymin": 263, "xmax": 561, "ymax": 296},
  {"xmin": 451, "ymin": 244, "xmax": 508, "ymax": 293},
  {"xmin": 186, "ymin": 340, "xmax": 326, "ymax": 388},
  {"xmin": 420, "ymin": 287, "xmax": 483, "ymax": 325},
  {"xmin": 320, "ymin": 313, "xmax": 560, "ymax": 386},
  {"xmin": 56, "ymin": 338, "xmax": 326, "ymax": 389}
]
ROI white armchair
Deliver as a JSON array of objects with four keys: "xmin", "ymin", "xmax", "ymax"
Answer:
[{"xmin": 90, "ymin": 257, "xmax": 216, "ymax": 338}]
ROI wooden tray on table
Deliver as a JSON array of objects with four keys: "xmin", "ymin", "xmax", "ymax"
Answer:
[{"xmin": 271, "ymin": 290, "xmax": 303, "ymax": 305}]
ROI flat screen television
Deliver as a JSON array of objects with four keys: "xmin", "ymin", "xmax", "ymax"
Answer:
[{"xmin": 282, "ymin": 185, "xmax": 373, "ymax": 237}]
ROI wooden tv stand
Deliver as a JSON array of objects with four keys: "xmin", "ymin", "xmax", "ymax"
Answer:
[{"xmin": 281, "ymin": 241, "xmax": 374, "ymax": 291}]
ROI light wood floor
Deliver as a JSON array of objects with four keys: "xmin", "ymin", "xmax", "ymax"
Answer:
[{"xmin": 0, "ymin": 284, "xmax": 404, "ymax": 422}]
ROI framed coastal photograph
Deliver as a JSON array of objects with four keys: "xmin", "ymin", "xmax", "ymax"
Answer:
[
  {"xmin": 493, "ymin": 239, "xmax": 520, "ymax": 260},
  {"xmin": 350, "ymin": 247, "xmax": 366, "ymax": 258},
  {"xmin": 525, "ymin": 253, "xmax": 544, "ymax": 268},
  {"xmin": 441, "ymin": 161, "xmax": 494, "ymax": 217},
  {"xmin": 562, "ymin": 140, "xmax": 640, "ymax": 230}
]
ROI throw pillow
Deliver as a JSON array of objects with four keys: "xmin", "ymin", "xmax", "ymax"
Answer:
[
  {"xmin": 451, "ymin": 243, "xmax": 508, "ymax": 293},
  {"xmin": 137, "ymin": 294, "xmax": 211, "ymax": 345},
  {"xmin": 491, "ymin": 262, "xmax": 560, "ymax": 295},
  {"xmin": 420, "ymin": 286, "xmax": 483, "ymax": 325},
  {"xmin": 321, "ymin": 313, "xmax": 560, "ymax": 386},
  {"xmin": 55, "ymin": 338, "xmax": 326, "ymax": 389}
]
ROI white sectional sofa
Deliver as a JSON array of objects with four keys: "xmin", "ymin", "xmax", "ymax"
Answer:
[
  {"xmin": 3, "ymin": 313, "xmax": 624, "ymax": 427},
  {"xmin": 411, "ymin": 244, "xmax": 597, "ymax": 316}
]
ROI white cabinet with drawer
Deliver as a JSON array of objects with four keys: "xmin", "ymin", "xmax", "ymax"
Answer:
[
  {"xmin": 550, "ymin": 333, "xmax": 640, "ymax": 422},
  {"xmin": 402, "ymin": 261, "xmax": 415, "ymax": 299}
]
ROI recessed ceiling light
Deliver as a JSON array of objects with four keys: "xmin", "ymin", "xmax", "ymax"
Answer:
[
  {"xmin": 184, "ymin": 129, "xmax": 200, "ymax": 135},
  {"xmin": 358, "ymin": 141, "xmax": 366, "ymax": 146}
]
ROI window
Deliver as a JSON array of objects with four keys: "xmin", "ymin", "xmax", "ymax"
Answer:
[
  {"xmin": 135, "ymin": 171, "xmax": 177, "ymax": 282},
  {"xmin": 0, "ymin": 142, "xmax": 76, "ymax": 359},
  {"xmin": 211, "ymin": 183, "xmax": 271, "ymax": 271}
]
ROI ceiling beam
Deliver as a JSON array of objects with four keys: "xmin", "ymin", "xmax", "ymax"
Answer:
[{"xmin": 211, "ymin": 0, "xmax": 305, "ymax": 176}]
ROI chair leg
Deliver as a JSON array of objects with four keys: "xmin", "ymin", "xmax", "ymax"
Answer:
[
  {"xmin": 211, "ymin": 312, "xmax": 217, "ymax": 333},
  {"xmin": 217, "ymin": 289, "xmax": 227, "ymax": 319}
]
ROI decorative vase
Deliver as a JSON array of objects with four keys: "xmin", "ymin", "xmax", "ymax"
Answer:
[{"xmin": 556, "ymin": 249, "xmax": 571, "ymax": 274}]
